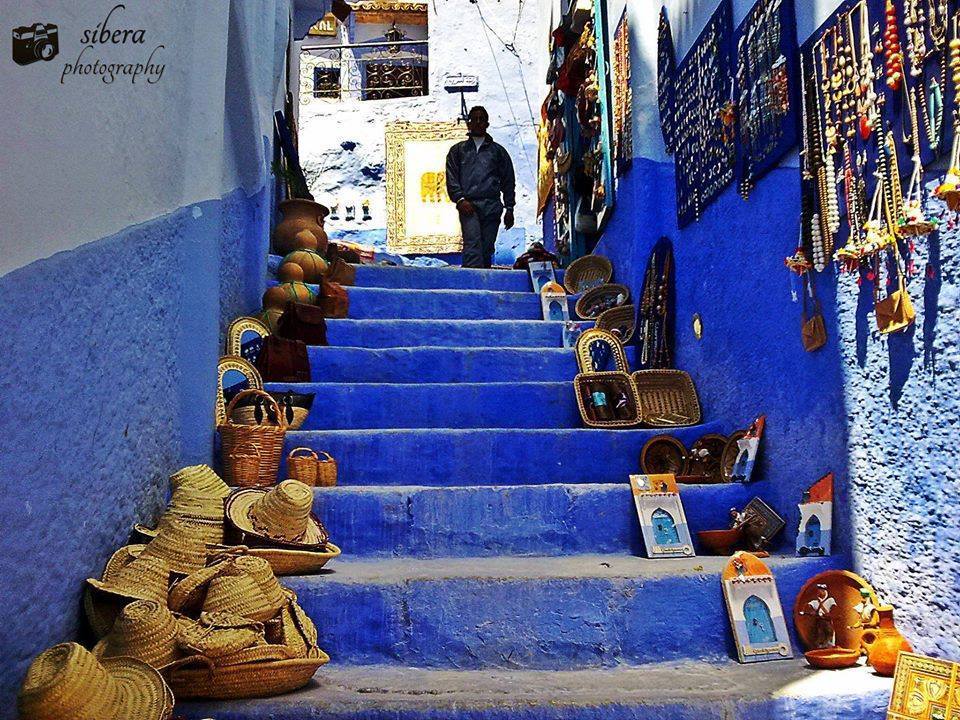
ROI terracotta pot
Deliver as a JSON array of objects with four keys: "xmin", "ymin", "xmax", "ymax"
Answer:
[
  {"xmin": 696, "ymin": 528, "xmax": 744, "ymax": 556},
  {"xmin": 273, "ymin": 200, "xmax": 330, "ymax": 256},
  {"xmin": 864, "ymin": 607, "xmax": 912, "ymax": 677},
  {"xmin": 804, "ymin": 647, "xmax": 861, "ymax": 670}
]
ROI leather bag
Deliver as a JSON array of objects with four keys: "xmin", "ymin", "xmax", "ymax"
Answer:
[
  {"xmin": 255, "ymin": 335, "xmax": 310, "ymax": 383},
  {"xmin": 278, "ymin": 301, "xmax": 328, "ymax": 345},
  {"xmin": 318, "ymin": 279, "xmax": 349, "ymax": 319},
  {"xmin": 801, "ymin": 294, "xmax": 826, "ymax": 352},
  {"xmin": 875, "ymin": 276, "xmax": 915, "ymax": 335}
]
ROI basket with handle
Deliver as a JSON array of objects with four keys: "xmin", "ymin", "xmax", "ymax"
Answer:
[
  {"xmin": 219, "ymin": 389, "xmax": 287, "ymax": 487},
  {"xmin": 316, "ymin": 451, "xmax": 337, "ymax": 487},
  {"xmin": 286, "ymin": 447, "xmax": 319, "ymax": 487},
  {"xmin": 227, "ymin": 443, "xmax": 262, "ymax": 488}
]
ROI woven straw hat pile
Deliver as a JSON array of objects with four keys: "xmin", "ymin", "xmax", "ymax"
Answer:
[{"xmin": 21, "ymin": 465, "xmax": 333, "ymax": 715}]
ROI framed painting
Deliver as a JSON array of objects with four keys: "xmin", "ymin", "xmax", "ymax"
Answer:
[
  {"xmin": 888, "ymin": 653, "xmax": 960, "ymax": 720},
  {"xmin": 385, "ymin": 120, "xmax": 465, "ymax": 255},
  {"xmin": 630, "ymin": 474, "xmax": 694, "ymax": 559},
  {"xmin": 722, "ymin": 551, "xmax": 793, "ymax": 663},
  {"xmin": 528, "ymin": 261, "xmax": 557, "ymax": 294}
]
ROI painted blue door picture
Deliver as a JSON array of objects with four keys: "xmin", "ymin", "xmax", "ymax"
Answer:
[
  {"xmin": 743, "ymin": 595, "xmax": 776, "ymax": 645},
  {"xmin": 652, "ymin": 508, "xmax": 680, "ymax": 545},
  {"xmin": 548, "ymin": 300, "xmax": 564, "ymax": 321},
  {"xmin": 804, "ymin": 515, "xmax": 822, "ymax": 549}
]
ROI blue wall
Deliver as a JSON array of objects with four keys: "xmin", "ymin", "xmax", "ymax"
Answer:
[{"xmin": 0, "ymin": 183, "xmax": 267, "ymax": 716}]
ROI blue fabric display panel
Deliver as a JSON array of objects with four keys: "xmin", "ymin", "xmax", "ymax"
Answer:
[
  {"xmin": 673, "ymin": 0, "xmax": 736, "ymax": 228},
  {"xmin": 734, "ymin": 0, "xmax": 801, "ymax": 197}
]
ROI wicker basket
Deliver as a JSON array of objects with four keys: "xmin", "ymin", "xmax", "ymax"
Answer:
[
  {"xmin": 574, "ymin": 371, "xmax": 642, "ymax": 428},
  {"xmin": 596, "ymin": 304, "xmax": 636, "ymax": 343},
  {"xmin": 564, "ymin": 255, "xmax": 613, "ymax": 294},
  {"xmin": 630, "ymin": 370, "xmax": 701, "ymax": 427},
  {"xmin": 575, "ymin": 283, "xmax": 630, "ymax": 319},
  {"xmin": 287, "ymin": 448, "xmax": 318, "ymax": 486},
  {"xmin": 219, "ymin": 389, "xmax": 287, "ymax": 488},
  {"xmin": 167, "ymin": 652, "xmax": 329, "ymax": 700},
  {"xmin": 246, "ymin": 542, "xmax": 342, "ymax": 576},
  {"xmin": 315, "ymin": 451, "xmax": 337, "ymax": 487}
]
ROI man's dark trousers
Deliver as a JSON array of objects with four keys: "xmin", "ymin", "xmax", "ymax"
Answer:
[{"xmin": 460, "ymin": 206, "xmax": 501, "ymax": 268}]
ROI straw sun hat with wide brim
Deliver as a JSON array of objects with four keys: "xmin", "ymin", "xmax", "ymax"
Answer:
[
  {"xmin": 18, "ymin": 642, "xmax": 173, "ymax": 720},
  {"xmin": 93, "ymin": 599, "xmax": 183, "ymax": 671},
  {"xmin": 134, "ymin": 466, "xmax": 231, "ymax": 545},
  {"xmin": 225, "ymin": 480, "xmax": 329, "ymax": 549}
]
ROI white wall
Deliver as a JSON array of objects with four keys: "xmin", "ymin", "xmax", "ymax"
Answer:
[
  {"xmin": 0, "ymin": 0, "xmax": 290, "ymax": 277},
  {"xmin": 295, "ymin": 0, "xmax": 548, "ymax": 255}
]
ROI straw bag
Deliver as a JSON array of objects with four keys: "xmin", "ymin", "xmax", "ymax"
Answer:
[
  {"xmin": 219, "ymin": 390, "xmax": 287, "ymax": 488},
  {"xmin": 286, "ymin": 448, "xmax": 336, "ymax": 487}
]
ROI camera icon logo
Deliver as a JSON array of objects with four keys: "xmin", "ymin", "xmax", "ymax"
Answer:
[{"xmin": 12, "ymin": 22, "xmax": 59, "ymax": 65}]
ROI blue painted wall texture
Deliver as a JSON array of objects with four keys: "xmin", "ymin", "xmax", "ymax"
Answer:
[{"xmin": 0, "ymin": 184, "xmax": 266, "ymax": 716}]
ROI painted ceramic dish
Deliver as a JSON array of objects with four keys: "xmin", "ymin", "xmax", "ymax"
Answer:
[
  {"xmin": 686, "ymin": 433, "xmax": 728, "ymax": 483},
  {"xmin": 640, "ymin": 435, "xmax": 687, "ymax": 476},
  {"xmin": 804, "ymin": 647, "xmax": 861, "ymax": 669},
  {"xmin": 793, "ymin": 570, "xmax": 879, "ymax": 653}
]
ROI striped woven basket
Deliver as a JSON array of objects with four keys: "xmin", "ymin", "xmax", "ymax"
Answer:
[{"xmin": 219, "ymin": 390, "xmax": 286, "ymax": 488}]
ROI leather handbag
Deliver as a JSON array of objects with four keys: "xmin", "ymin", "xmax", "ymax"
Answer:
[
  {"xmin": 801, "ymin": 294, "xmax": 826, "ymax": 352},
  {"xmin": 875, "ymin": 275, "xmax": 915, "ymax": 335},
  {"xmin": 278, "ymin": 301, "xmax": 328, "ymax": 345},
  {"xmin": 255, "ymin": 335, "xmax": 310, "ymax": 383},
  {"xmin": 318, "ymin": 279, "xmax": 349, "ymax": 319}
]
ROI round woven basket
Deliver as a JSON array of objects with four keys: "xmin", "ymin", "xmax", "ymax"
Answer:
[
  {"xmin": 246, "ymin": 542, "xmax": 342, "ymax": 576},
  {"xmin": 564, "ymin": 255, "xmax": 613, "ymax": 294},
  {"xmin": 166, "ymin": 652, "xmax": 328, "ymax": 700},
  {"xmin": 219, "ymin": 389, "xmax": 286, "ymax": 488},
  {"xmin": 575, "ymin": 283, "xmax": 631, "ymax": 319},
  {"xmin": 596, "ymin": 304, "xmax": 636, "ymax": 343},
  {"xmin": 286, "ymin": 448, "xmax": 318, "ymax": 486}
]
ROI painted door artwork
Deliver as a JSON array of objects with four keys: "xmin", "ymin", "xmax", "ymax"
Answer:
[
  {"xmin": 743, "ymin": 595, "xmax": 777, "ymax": 645},
  {"xmin": 548, "ymin": 300, "xmax": 565, "ymax": 321},
  {"xmin": 804, "ymin": 515, "xmax": 822, "ymax": 550},
  {"xmin": 652, "ymin": 508, "xmax": 681, "ymax": 545}
]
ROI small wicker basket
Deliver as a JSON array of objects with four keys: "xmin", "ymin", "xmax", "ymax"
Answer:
[
  {"xmin": 573, "ymin": 371, "xmax": 642, "ymax": 428},
  {"xmin": 219, "ymin": 389, "xmax": 287, "ymax": 487},
  {"xmin": 630, "ymin": 370, "xmax": 701, "ymax": 427},
  {"xmin": 564, "ymin": 255, "xmax": 613, "ymax": 294},
  {"xmin": 315, "ymin": 451, "xmax": 337, "ymax": 487},
  {"xmin": 596, "ymin": 304, "xmax": 636, "ymax": 343},
  {"xmin": 287, "ymin": 448, "xmax": 318, "ymax": 486},
  {"xmin": 575, "ymin": 283, "xmax": 631, "ymax": 319}
]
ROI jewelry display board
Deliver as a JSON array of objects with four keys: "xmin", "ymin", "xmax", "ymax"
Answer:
[
  {"xmin": 734, "ymin": 0, "xmax": 800, "ymax": 197},
  {"xmin": 673, "ymin": 0, "xmax": 736, "ymax": 227},
  {"xmin": 657, "ymin": 7, "xmax": 678, "ymax": 156},
  {"xmin": 385, "ymin": 121, "xmax": 465, "ymax": 255},
  {"xmin": 613, "ymin": 9, "xmax": 633, "ymax": 175}
]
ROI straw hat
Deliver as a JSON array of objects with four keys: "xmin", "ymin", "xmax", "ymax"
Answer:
[
  {"xmin": 86, "ymin": 549, "xmax": 171, "ymax": 605},
  {"xmin": 170, "ymin": 464, "xmax": 231, "ymax": 497},
  {"xmin": 18, "ymin": 642, "xmax": 173, "ymax": 720},
  {"xmin": 135, "ymin": 486, "xmax": 226, "ymax": 546},
  {"xmin": 233, "ymin": 556, "xmax": 286, "ymax": 609},
  {"xmin": 93, "ymin": 600, "xmax": 182, "ymax": 670},
  {"xmin": 225, "ymin": 480, "xmax": 329, "ymax": 548},
  {"xmin": 177, "ymin": 611, "xmax": 264, "ymax": 658},
  {"xmin": 138, "ymin": 515, "xmax": 211, "ymax": 574},
  {"xmin": 201, "ymin": 574, "xmax": 284, "ymax": 622}
]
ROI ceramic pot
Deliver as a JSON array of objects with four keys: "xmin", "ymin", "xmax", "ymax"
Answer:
[
  {"xmin": 804, "ymin": 647, "xmax": 861, "ymax": 670},
  {"xmin": 696, "ymin": 528, "xmax": 744, "ymax": 556},
  {"xmin": 864, "ymin": 608, "xmax": 912, "ymax": 676},
  {"xmin": 273, "ymin": 199, "xmax": 330, "ymax": 256}
]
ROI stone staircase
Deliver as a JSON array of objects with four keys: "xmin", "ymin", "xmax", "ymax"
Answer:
[{"xmin": 180, "ymin": 261, "xmax": 892, "ymax": 719}]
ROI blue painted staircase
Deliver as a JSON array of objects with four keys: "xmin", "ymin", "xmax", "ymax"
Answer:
[{"xmin": 181, "ymin": 260, "xmax": 891, "ymax": 719}]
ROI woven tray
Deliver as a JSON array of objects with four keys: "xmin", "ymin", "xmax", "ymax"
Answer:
[
  {"xmin": 596, "ymin": 304, "xmax": 636, "ymax": 343},
  {"xmin": 630, "ymin": 370, "xmax": 700, "ymax": 427},
  {"xmin": 575, "ymin": 283, "xmax": 630, "ymax": 319},
  {"xmin": 564, "ymin": 255, "xmax": 613, "ymax": 294},
  {"xmin": 574, "ymin": 372, "xmax": 641, "ymax": 428}
]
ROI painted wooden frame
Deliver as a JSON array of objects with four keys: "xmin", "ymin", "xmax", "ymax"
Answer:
[
  {"xmin": 797, "ymin": 472, "xmax": 834, "ymax": 557},
  {"xmin": 225, "ymin": 316, "xmax": 271, "ymax": 366},
  {"xmin": 887, "ymin": 652, "xmax": 960, "ymax": 720},
  {"xmin": 540, "ymin": 281, "xmax": 570, "ymax": 322},
  {"xmin": 722, "ymin": 552, "xmax": 793, "ymax": 663},
  {"xmin": 528, "ymin": 261, "xmax": 558, "ymax": 294},
  {"xmin": 575, "ymin": 328, "xmax": 629, "ymax": 373},
  {"xmin": 216, "ymin": 355, "xmax": 263, "ymax": 426},
  {"xmin": 630, "ymin": 474, "xmax": 695, "ymax": 559},
  {"xmin": 385, "ymin": 120, "xmax": 465, "ymax": 254}
]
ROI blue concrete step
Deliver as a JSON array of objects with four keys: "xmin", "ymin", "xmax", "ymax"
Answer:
[
  {"xmin": 325, "ymin": 319, "xmax": 574, "ymax": 348},
  {"xmin": 267, "ymin": 382, "xmax": 581, "ymax": 429},
  {"xmin": 283, "ymin": 423, "xmax": 720, "ymax": 486},
  {"xmin": 268, "ymin": 254, "xmax": 563, "ymax": 291},
  {"xmin": 268, "ymin": 282, "xmax": 577, "ymax": 320},
  {"xmin": 305, "ymin": 346, "xmax": 635, "ymax": 383},
  {"xmin": 178, "ymin": 661, "xmax": 891, "ymax": 720},
  {"xmin": 314, "ymin": 483, "xmax": 753, "ymax": 558},
  {"xmin": 282, "ymin": 554, "xmax": 839, "ymax": 669}
]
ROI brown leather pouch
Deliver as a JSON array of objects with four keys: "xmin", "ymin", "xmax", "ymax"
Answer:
[
  {"xmin": 255, "ymin": 336, "xmax": 310, "ymax": 382},
  {"xmin": 318, "ymin": 279, "xmax": 349, "ymax": 319},
  {"xmin": 801, "ymin": 311, "xmax": 827, "ymax": 352},
  {"xmin": 875, "ymin": 277, "xmax": 915, "ymax": 335},
  {"xmin": 278, "ymin": 301, "xmax": 328, "ymax": 345}
]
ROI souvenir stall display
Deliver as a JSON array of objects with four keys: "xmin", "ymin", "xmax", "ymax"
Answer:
[
  {"xmin": 573, "ymin": 329, "xmax": 641, "ymax": 426},
  {"xmin": 657, "ymin": 7, "xmax": 678, "ymax": 156},
  {"xmin": 544, "ymin": 0, "xmax": 616, "ymax": 264},
  {"xmin": 721, "ymin": 552, "xmax": 793, "ymax": 663},
  {"xmin": 734, "ymin": 0, "xmax": 800, "ymax": 198},
  {"xmin": 698, "ymin": 497, "xmax": 785, "ymax": 555},
  {"xmin": 636, "ymin": 238, "xmax": 674, "ymax": 370},
  {"xmin": 638, "ymin": 415, "xmax": 758, "ymax": 482},
  {"xmin": 629, "ymin": 474, "xmax": 695, "ymax": 558},
  {"xmin": 673, "ymin": 0, "xmax": 736, "ymax": 226}
]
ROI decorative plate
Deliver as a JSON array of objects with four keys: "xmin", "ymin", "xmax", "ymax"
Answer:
[
  {"xmin": 640, "ymin": 435, "xmax": 688, "ymax": 476},
  {"xmin": 792, "ymin": 570, "xmax": 879, "ymax": 653},
  {"xmin": 686, "ymin": 433, "xmax": 728, "ymax": 483}
]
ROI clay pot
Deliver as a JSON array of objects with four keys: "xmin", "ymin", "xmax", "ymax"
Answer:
[
  {"xmin": 273, "ymin": 200, "xmax": 330, "ymax": 256},
  {"xmin": 281, "ymin": 249, "xmax": 328, "ymax": 283},
  {"xmin": 804, "ymin": 647, "xmax": 861, "ymax": 670},
  {"xmin": 864, "ymin": 607, "xmax": 912, "ymax": 677},
  {"xmin": 257, "ymin": 308, "xmax": 283, "ymax": 334},
  {"xmin": 277, "ymin": 262, "xmax": 305, "ymax": 283},
  {"xmin": 696, "ymin": 528, "xmax": 744, "ymax": 556},
  {"xmin": 262, "ymin": 282, "xmax": 315, "ymax": 311}
]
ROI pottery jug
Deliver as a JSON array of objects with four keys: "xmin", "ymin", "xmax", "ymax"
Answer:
[
  {"xmin": 863, "ymin": 607, "xmax": 912, "ymax": 676},
  {"xmin": 273, "ymin": 199, "xmax": 329, "ymax": 256}
]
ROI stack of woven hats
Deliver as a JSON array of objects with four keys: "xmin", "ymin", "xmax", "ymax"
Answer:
[{"xmin": 19, "ymin": 465, "xmax": 339, "ymax": 717}]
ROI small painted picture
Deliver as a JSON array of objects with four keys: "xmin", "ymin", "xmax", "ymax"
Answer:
[
  {"xmin": 562, "ymin": 321, "xmax": 587, "ymax": 348},
  {"xmin": 528, "ymin": 260, "xmax": 557, "ymax": 293},
  {"xmin": 540, "ymin": 281, "xmax": 570, "ymax": 322},
  {"xmin": 730, "ymin": 414, "xmax": 765, "ymax": 483},
  {"xmin": 797, "ymin": 472, "xmax": 833, "ymax": 557},
  {"xmin": 630, "ymin": 474, "xmax": 695, "ymax": 559},
  {"xmin": 722, "ymin": 552, "xmax": 792, "ymax": 664}
]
